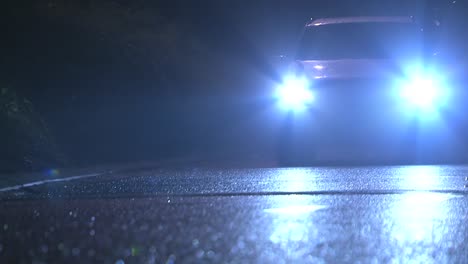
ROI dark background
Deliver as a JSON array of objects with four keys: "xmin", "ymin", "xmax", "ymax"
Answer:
[{"xmin": 0, "ymin": 0, "xmax": 466, "ymax": 171}]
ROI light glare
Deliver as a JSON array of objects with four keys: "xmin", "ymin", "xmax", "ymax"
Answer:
[
  {"xmin": 401, "ymin": 77, "xmax": 439, "ymax": 108},
  {"xmin": 276, "ymin": 76, "xmax": 314, "ymax": 111}
]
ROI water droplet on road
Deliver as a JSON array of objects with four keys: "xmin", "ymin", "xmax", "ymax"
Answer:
[
  {"xmin": 40, "ymin": 245, "xmax": 48, "ymax": 253},
  {"xmin": 72, "ymin": 248, "xmax": 80, "ymax": 256},
  {"xmin": 149, "ymin": 246, "xmax": 157, "ymax": 254},
  {"xmin": 192, "ymin": 239, "xmax": 199, "ymax": 247},
  {"xmin": 195, "ymin": 249, "xmax": 205, "ymax": 258},
  {"xmin": 57, "ymin": 243, "xmax": 65, "ymax": 251},
  {"xmin": 166, "ymin": 254, "xmax": 176, "ymax": 264},
  {"xmin": 206, "ymin": 250, "xmax": 215, "ymax": 258}
]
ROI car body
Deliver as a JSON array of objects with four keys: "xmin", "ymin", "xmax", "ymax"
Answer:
[
  {"xmin": 275, "ymin": 16, "xmax": 467, "ymax": 165},
  {"xmin": 296, "ymin": 16, "xmax": 417, "ymax": 79}
]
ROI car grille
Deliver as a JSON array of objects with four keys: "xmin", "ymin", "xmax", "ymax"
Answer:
[
  {"xmin": 312, "ymin": 78, "xmax": 395, "ymax": 108},
  {"xmin": 306, "ymin": 78, "xmax": 401, "ymax": 129}
]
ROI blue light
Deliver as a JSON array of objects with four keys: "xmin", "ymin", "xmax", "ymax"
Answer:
[
  {"xmin": 397, "ymin": 70, "xmax": 449, "ymax": 114},
  {"xmin": 276, "ymin": 76, "xmax": 314, "ymax": 111},
  {"xmin": 400, "ymin": 77, "xmax": 440, "ymax": 108}
]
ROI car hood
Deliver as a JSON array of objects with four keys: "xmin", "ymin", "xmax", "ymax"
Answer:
[{"xmin": 298, "ymin": 59, "xmax": 400, "ymax": 79}]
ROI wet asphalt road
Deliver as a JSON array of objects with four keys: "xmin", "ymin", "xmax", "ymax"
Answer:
[{"xmin": 0, "ymin": 165, "xmax": 467, "ymax": 263}]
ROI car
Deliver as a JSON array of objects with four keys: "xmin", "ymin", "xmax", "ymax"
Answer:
[{"xmin": 274, "ymin": 16, "xmax": 464, "ymax": 166}]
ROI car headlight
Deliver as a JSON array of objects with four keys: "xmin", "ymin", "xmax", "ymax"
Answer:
[
  {"xmin": 398, "ymin": 73, "xmax": 449, "ymax": 112},
  {"xmin": 275, "ymin": 75, "xmax": 314, "ymax": 111},
  {"xmin": 400, "ymin": 77, "xmax": 440, "ymax": 107}
]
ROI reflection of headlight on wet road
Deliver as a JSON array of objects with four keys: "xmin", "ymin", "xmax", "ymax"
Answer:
[
  {"xmin": 389, "ymin": 192, "xmax": 457, "ymax": 244},
  {"xmin": 275, "ymin": 76, "xmax": 314, "ymax": 111},
  {"xmin": 389, "ymin": 166, "xmax": 458, "ymax": 246}
]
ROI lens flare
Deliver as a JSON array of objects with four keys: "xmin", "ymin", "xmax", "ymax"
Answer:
[
  {"xmin": 276, "ymin": 76, "xmax": 314, "ymax": 111},
  {"xmin": 400, "ymin": 77, "xmax": 440, "ymax": 108}
]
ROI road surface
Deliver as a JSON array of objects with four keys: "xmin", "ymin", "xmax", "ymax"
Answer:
[{"xmin": 0, "ymin": 165, "xmax": 467, "ymax": 263}]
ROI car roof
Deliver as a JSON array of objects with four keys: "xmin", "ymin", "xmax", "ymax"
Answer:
[{"xmin": 306, "ymin": 16, "xmax": 414, "ymax": 27}]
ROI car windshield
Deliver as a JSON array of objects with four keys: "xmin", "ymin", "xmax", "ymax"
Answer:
[{"xmin": 296, "ymin": 22, "xmax": 423, "ymax": 60}]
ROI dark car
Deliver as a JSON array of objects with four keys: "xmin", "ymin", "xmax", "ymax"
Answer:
[{"xmin": 275, "ymin": 16, "xmax": 467, "ymax": 166}]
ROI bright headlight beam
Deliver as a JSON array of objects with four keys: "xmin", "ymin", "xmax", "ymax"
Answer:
[
  {"xmin": 276, "ymin": 76, "xmax": 314, "ymax": 111},
  {"xmin": 397, "ymin": 68, "xmax": 450, "ymax": 116},
  {"xmin": 400, "ymin": 77, "xmax": 439, "ymax": 108}
]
